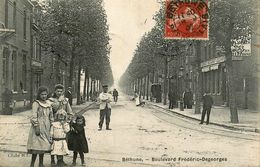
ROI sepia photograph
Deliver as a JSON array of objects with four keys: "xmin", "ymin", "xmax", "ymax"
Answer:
[{"xmin": 0, "ymin": 0, "xmax": 259, "ymax": 166}]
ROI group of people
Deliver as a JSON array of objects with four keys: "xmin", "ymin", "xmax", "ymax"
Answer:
[
  {"xmin": 27, "ymin": 84, "xmax": 88, "ymax": 167},
  {"xmin": 168, "ymin": 88, "xmax": 214, "ymax": 125},
  {"xmin": 168, "ymin": 88, "xmax": 193, "ymax": 110}
]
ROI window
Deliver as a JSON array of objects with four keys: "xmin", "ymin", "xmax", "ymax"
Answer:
[
  {"xmin": 201, "ymin": 47, "xmax": 205, "ymax": 61},
  {"xmin": 207, "ymin": 72, "xmax": 211, "ymax": 93},
  {"xmin": 208, "ymin": 44, "xmax": 211, "ymax": 59},
  {"xmin": 33, "ymin": 37, "xmax": 37, "ymax": 59},
  {"xmin": 22, "ymin": 54, "xmax": 27, "ymax": 91},
  {"xmin": 39, "ymin": 43, "xmax": 42, "ymax": 60},
  {"xmin": 12, "ymin": 51, "xmax": 17, "ymax": 91},
  {"xmin": 13, "ymin": 1, "xmax": 16, "ymax": 30},
  {"xmin": 204, "ymin": 47, "xmax": 207, "ymax": 60},
  {"xmin": 2, "ymin": 48, "xmax": 8, "ymax": 83},
  {"xmin": 213, "ymin": 45, "xmax": 216, "ymax": 58},
  {"xmin": 23, "ymin": 9, "xmax": 27, "ymax": 40},
  {"xmin": 212, "ymin": 70, "xmax": 216, "ymax": 93},
  {"xmin": 5, "ymin": 0, "xmax": 9, "ymax": 27},
  {"xmin": 217, "ymin": 69, "xmax": 220, "ymax": 93}
]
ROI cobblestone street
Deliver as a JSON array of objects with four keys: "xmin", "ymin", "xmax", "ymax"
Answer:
[{"xmin": 0, "ymin": 95, "xmax": 259, "ymax": 167}]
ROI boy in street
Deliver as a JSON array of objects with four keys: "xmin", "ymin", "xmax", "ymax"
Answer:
[
  {"xmin": 200, "ymin": 92, "xmax": 214, "ymax": 125},
  {"xmin": 98, "ymin": 85, "xmax": 113, "ymax": 130}
]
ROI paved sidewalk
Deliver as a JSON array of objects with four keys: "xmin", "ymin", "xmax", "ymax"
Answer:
[
  {"xmin": 145, "ymin": 100, "xmax": 260, "ymax": 133},
  {"xmin": 0, "ymin": 101, "xmax": 94, "ymax": 158},
  {"xmin": 0, "ymin": 101, "xmax": 94, "ymax": 124},
  {"xmin": 10, "ymin": 98, "xmax": 90, "ymax": 113}
]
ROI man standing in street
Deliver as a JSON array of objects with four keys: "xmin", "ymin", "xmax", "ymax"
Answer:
[
  {"xmin": 65, "ymin": 87, "xmax": 73, "ymax": 106},
  {"xmin": 183, "ymin": 88, "xmax": 193, "ymax": 109},
  {"xmin": 2, "ymin": 88, "xmax": 13, "ymax": 115},
  {"xmin": 98, "ymin": 85, "xmax": 113, "ymax": 131},
  {"xmin": 168, "ymin": 89, "xmax": 177, "ymax": 109},
  {"xmin": 112, "ymin": 88, "xmax": 119, "ymax": 103},
  {"xmin": 200, "ymin": 92, "xmax": 214, "ymax": 125}
]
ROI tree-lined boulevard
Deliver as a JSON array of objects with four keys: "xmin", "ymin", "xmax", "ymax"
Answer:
[{"xmin": 0, "ymin": 0, "xmax": 259, "ymax": 167}]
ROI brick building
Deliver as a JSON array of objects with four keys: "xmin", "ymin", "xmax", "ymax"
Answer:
[
  {"xmin": 198, "ymin": 20, "xmax": 259, "ymax": 110},
  {"xmin": 0, "ymin": 0, "xmax": 42, "ymax": 113}
]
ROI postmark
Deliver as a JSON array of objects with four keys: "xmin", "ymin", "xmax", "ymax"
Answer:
[{"xmin": 164, "ymin": 0, "xmax": 209, "ymax": 39}]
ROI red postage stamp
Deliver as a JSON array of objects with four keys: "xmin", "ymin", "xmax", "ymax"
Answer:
[{"xmin": 164, "ymin": 0, "xmax": 209, "ymax": 39}]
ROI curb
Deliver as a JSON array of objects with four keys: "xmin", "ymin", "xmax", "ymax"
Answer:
[
  {"xmin": 75, "ymin": 102, "xmax": 96, "ymax": 115},
  {"xmin": 146, "ymin": 101, "xmax": 260, "ymax": 134}
]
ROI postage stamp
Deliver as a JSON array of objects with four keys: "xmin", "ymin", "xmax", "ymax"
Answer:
[{"xmin": 164, "ymin": 0, "xmax": 209, "ymax": 39}]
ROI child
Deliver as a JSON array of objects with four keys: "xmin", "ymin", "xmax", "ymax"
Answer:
[
  {"xmin": 68, "ymin": 115, "xmax": 89, "ymax": 166},
  {"xmin": 50, "ymin": 109, "xmax": 70, "ymax": 167},
  {"xmin": 27, "ymin": 86, "xmax": 53, "ymax": 167}
]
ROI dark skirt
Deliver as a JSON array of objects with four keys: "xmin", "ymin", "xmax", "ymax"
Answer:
[{"xmin": 67, "ymin": 125, "xmax": 89, "ymax": 153}]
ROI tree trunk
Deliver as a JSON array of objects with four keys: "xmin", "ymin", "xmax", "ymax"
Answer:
[
  {"xmin": 93, "ymin": 79, "xmax": 96, "ymax": 93},
  {"xmin": 90, "ymin": 78, "xmax": 93, "ymax": 96},
  {"xmin": 163, "ymin": 56, "xmax": 168, "ymax": 105},
  {"xmin": 55, "ymin": 59, "xmax": 60, "ymax": 83},
  {"xmin": 226, "ymin": 5, "xmax": 239, "ymax": 123},
  {"xmin": 83, "ymin": 68, "xmax": 88, "ymax": 101},
  {"xmin": 69, "ymin": 47, "xmax": 76, "ymax": 88},
  {"xmin": 226, "ymin": 45, "xmax": 239, "ymax": 123},
  {"xmin": 76, "ymin": 62, "xmax": 82, "ymax": 105},
  {"xmin": 146, "ymin": 74, "xmax": 149, "ymax": 100},
  {"xmin": 87, "ymin": 74, "xmax": 90, "ymax": 101},
  {"xmin": 195, "ymin": 41, "xmax": 202, "ymax": 114},
  {"xmin": 140, "ymin": 77, "xmax": 143, "ymax": 99}
]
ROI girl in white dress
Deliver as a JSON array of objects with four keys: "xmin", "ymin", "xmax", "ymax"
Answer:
[{"xmin": 50, "ymin": 109, "xmax": 70, "ymax": 167}]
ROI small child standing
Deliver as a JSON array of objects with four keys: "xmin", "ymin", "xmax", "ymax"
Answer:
[
  {"xmin": 50, "ymin": 109, "xmax": 70, "ymax": 167},
  {"xmin": 68, "ymin": 115, "xmax": 89, "ymax": 166}
]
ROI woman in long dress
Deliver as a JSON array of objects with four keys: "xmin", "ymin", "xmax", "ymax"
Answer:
[
  {"xmin": 135, "ymin": 92, "xmax": 141, "ymax": 106},
  {"xmin": 27, "ymin": 86, "xmax": 53, "ymax": 167}
]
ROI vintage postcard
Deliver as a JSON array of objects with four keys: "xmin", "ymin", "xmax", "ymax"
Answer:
[{"xmin": 0, "ymin": 0, "xmax": 259, "ymax": 167}]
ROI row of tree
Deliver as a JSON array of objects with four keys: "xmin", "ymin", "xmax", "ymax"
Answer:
[
  {"xmin": 119, "ymin": 0, "xmax": 256, "ymax": 123},
  {"xmin": 39, "ymin": 0, "xmax": 113, "ymax": 104}
]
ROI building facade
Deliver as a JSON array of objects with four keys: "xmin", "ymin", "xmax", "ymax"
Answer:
[
  {"xmin": 199, "ymin": 38, "xmax": 259, "ymax": 110},
  {"xmin": 0, "ymin": 0, "xmax": 42, "ymax": 113}
]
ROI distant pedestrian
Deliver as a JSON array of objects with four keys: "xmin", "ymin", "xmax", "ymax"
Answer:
[
  {"xmin": 183, "ymin": 88, "xmax": 193, "ymax": 109},
  {"xmin": 68, "ymin": 115, "xmax": 89, "ymax": 166},
  {"xmin": 98, "ymin": 85, "xmax": 113, "ymax": 130},
  {"xmin": 65, "ymin": 87, "xmax": 73, "ymax": 106},
  {"xmin": 135, "ymin": 91, "xmax": 145, "ymax": 107},
  {"xmin": 134, "ymin": 91, "xmax": 140, "ymax": 106},
  {"xmin": 200, "ymin": 92, "xmax": 214, "ymax": 125},
  {"xmin": 168, "ymin": 90, "xmax": 177, "ymax": 109},
  {"xmin": 27, "ymin": 86, "xmax": 53, "ymax": 167},
  {"xmin": 112, "ymin": 89, "xmax": 119, "ymax": 103},
  {"xmin": 1, "ymin": 88, "xmax": 13, "ymax": 115},
  {"xmin": 50, "ymin": 109, "xmax": 70, "ymax": 167}
]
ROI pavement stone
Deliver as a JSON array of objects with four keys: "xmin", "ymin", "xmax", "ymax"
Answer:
[{"xmin": 145, "ymin": 100, "xmax": 260, "ymax": 133}]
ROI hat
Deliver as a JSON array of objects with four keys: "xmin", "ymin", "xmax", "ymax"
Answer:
[
  {"xmin": 102, "ymin": 85, "xmax": 108, "ymax": 88},
  {"xmin": 55, "ymin": 84, "xmax": 64, "ymax": 90}
]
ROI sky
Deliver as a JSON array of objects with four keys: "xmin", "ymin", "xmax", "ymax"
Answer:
[{"xmin": 103, "ymin": 0, "xmax": 160, "ymax": 84}]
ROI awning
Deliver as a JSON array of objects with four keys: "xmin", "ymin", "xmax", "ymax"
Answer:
[
  {"xmin": 202, "ymin": 66, "xmax": 210, "ymax": 72},
  {"xmin": 202, "ymin": 64, "xmax": 219, "ymax": 72},
  {"xmin": 211, "ymin": 64, "xmax": 219, "ymax": 70}
]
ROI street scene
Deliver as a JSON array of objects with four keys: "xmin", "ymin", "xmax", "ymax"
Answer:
[
  {"xmin": 0, "ymin": 95, "xmax": 259, "ymax": 167},
  {"xmin": 0, "ymin": 0, "xmax": 260, "ymax": 167}
]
